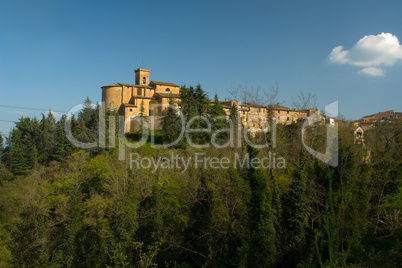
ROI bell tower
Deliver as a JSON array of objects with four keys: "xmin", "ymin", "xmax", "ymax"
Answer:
[{"xmin": 135, "ymin": 68, "xmax": 150, "ymax": 85}]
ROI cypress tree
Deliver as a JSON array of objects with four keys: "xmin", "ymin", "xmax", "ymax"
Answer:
[
  {"xmin": 229, "ymin": 103, "xmax": 239, "ymax": 128},
  {"xmin": 79, "ymin": 97, "xmax": 94, "ymax": 126},
  {"xmin": 210, "ymin": 94, "xmax": 228, "ymax": 145},
  {"xmin": 161, "ymin": 95, "xmax": 181, "ymax": 144},
  {"xmin": 139, "ymin": 100, "xmax": 146, "ymax": 134},
  {"xmin": 229, "ymin": 103, "xmax": 240, "ymax": 147},
  {"xmin": 10, "ymin": 130, "xmax": 27, "ymax": 176},
  {"xmin": 194, "ymin": 83, "xmax": 209, "ymax": 116},
  {"xmin": 284, "ymin": 146, "xmax": 310, "ymax": 264},
  {"xmin": 271, "ymin": 169, "xmax": 282, "ymax": 233},
  {"xmin": 247, "ymin": 145, "xmax": 276, "ymax": 267},
  {"xmin": 210, "ymin": 94, "xmax": 226, "ymax": 118}
]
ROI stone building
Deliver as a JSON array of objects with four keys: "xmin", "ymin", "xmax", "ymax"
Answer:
[
  {"xmin": 102, "ymin": 68, "xmax": 180, "ymax": 132},
  {"xmin": 102, "ymin": 67, "xmax": 318, "ymax": 133}
]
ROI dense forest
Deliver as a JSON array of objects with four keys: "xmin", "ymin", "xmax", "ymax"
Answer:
[{"xmin": 0, "ymin": 86, "xmax": 401, "ymax": 267}]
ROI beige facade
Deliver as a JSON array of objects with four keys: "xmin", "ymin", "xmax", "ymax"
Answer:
[
  {"xmin": 102, "ymin": 68, "xmax": 181, "ymax": 132},
  {"xmin": 102, "ymin": 68, "xmax": 318, "ymax": 133}
]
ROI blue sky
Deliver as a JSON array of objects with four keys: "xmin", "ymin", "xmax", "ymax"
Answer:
[{"xmin": 1, "ymin": 0, "xmax": 402, "ymax": 135}]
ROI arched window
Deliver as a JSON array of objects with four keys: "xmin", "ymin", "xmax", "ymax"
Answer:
[
  {"xmin": 165, "ymin": 88, "xmax": 171, "ymax": 92},
  {"xmin": 143, "ymin": 77, "xmax": 146, "ymax": 84}
]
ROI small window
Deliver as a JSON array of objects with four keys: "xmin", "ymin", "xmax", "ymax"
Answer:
[
  {"xmin": 287, "ymin": 117, "xmax": 290, "ymax": 121},
  {"xmin": 143, "ymin": 77, "xmax": 146, "ymax": 84},
  {"xmin": 165, "ymin": 88, "xmax": 170, "ymax": 92},
  {"xmin": 287, "ymin": 111, "xmax": 289, "ymax": 114},
  {"xmin": 137, "ymin": 89, "xmax": 141, "ymax": 95},
  {"xmin": 130, "ymin": 109, "xmax": 133, "ymax": 112}
]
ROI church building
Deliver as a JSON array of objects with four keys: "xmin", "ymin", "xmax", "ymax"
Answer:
[{"xmin": 102, "ymin": 68, "xmax": 181, "ymax": 132}]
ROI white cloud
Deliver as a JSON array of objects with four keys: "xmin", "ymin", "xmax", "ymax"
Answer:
[
  {"xmin": 357, "ymin": 67, "xmax": 385, "ymax": 77},
  {"xmin": 329, "ymin": 32, "xmax": 402, "ymax": 76}
]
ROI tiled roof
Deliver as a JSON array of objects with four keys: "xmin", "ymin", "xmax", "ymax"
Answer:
[
  {"xmin": 155, "ymin": 92, "xmax": 180, "ymax": 98},
  {"xmin": 242, "ymin": 102, "xmax": 267, "ymax": 108},
  {"xmin": 361, "ymin": 120, "xmax": 374, "ymax": 124},
  {"xmin": 149, "ymin": 81, "xmax": 179, "ymax": 87},
  {"xmin": 271, "ymin": 104, "xmax": 291, "ymax": 110},
  {"xmin": 102, "ymin": 83, "xmax": 152, "ymax": 88}
]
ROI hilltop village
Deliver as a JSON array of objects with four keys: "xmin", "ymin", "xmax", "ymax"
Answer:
[{"xmin": 102, "ymin": 68, "xmax": 318, "ymax": 133}]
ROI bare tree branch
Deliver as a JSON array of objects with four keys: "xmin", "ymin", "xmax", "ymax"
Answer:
[
  {"xmin": 226, "ymin": 82, "xmax": 281, "ymax": 106},
  {"xmin": 292, "ymin": 91, "xmax": 317, "ymax": 110}
]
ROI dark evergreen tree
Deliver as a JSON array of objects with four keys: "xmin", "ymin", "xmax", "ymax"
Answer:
[
  {"xmin": 0, "ymin": 133, "xmax": 3, "ymax": 165},
  {"xmin": 179, "ymin": 85, "xmax": 197, "ymax": 120},
  {"xmin": 10, "ymin": 130, "xmax": 27, "ymax": 176},
  {"xmin": 178, "ymin": 175, "xmax": 213, "ymax": 267},
  {"xmin": 229, "ymin": 102, "xmax": 239, "ymax": 128},
  {"xmin": 194, "ymin": 83, "xmax": 209, "ymax": 116},
  {"xmin": 26, "ymin": 144, "xmax": 39, "ymax": 170},
  {"xmin": 161, "ymin": 95, "xmax": 181, "ymax": 144},
  {"xmin": 210, "ymin": 94, "xmax": 228, "ymax": 145},
  {"xmin": 271, "ymin": 169, "xmax": 282, "ymax": 233},
  {"xmin": 79, "ymin": 97, "xmax": 94, "ymax": 126},
  {"xmin": 38, "ymin": 112, "xmax": 57, "ymax": 163},
  {"xmin": 229, "ymin": 103, "xmax": 240, "ymax": 147},
  {"xmin": 53, "ymin": 115, "xmax": 74, "ymax": 161},
  {"xmin": 209, "ymin": 94, "xmax": 226, "ymax": 118},
  {"xmin": 247, "ymin": 145, "xmax": 276, "ymax": 267},
  {"xmin": 136, "ymin": 182, "xmax": 163, "ymax": 246},
  {"xmin": 284, "ymin": 146, "xmax": 310, "ymax": 265}
]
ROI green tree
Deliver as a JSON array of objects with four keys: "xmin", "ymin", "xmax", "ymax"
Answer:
[
  {"xmin": 271, "ymin": 169, "xmax": 282, "ymax": 233},
  {"xmin": 38, "ymin": 112, "xmax": 57, "ymax": 163},
  {"xmin": 9, "ymin": 130, "xmax": 27, "ymax": 176},
  {"xmin": 229, "ymin": 103, "xmax": 240, "ymax": 147},
  {"xmin": 26, "ymin": 144, "xmax": 39, "ymax": 170},
  {"xmin": 210, "ymin": 94, "xmax": 228, "ymax": 144},
  {"xmin": 194, "ymin": 83, "xmax": 209, "ymax": 116},
  {"xmin": 247, "ymin": 145, "xmax": 276, "ymax": 267},
  {"xmin": 285, "ymin": 146, "xmax": 310, "ymax": 261},
  {"xmin": 178, "ymin": 174, "xmax": 213, "ymax": 267},
  {"xmin": 138, "ymin": 100, "xmax": 147, "ymax": 134},
  {"xmin": 0, "ymin": 133, "xmax": 3, "ymax": 165},
  {"xmin": 162, "ymin": 95, "xmax": 181, "ymax": 144}
]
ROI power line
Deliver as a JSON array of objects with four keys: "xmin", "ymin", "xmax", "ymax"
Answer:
[
  {"xmin": 0, "ymin": 120, "xmax": 15, "ymax": 123},
  {"xmin": 0, "ymin": 104, "xmax": 68, "ymax": 114}
]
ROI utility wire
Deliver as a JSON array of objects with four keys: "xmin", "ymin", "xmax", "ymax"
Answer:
[{"xmin": 0, "ymin": 104, "xmax": 68, "ymax": 114}]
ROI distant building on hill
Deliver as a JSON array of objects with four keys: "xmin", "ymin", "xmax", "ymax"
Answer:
[
  {"xmin": 353, "ymin": 109, "xmax": 401, "ymax": 146},
  {"xmin": 102, "ymin": 67, "xmax": 319, "ymax": 133}
]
